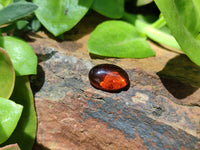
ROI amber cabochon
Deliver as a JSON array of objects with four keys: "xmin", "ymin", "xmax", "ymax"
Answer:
[{"xmin": 89, "ymin": 64, "xmax": 130, "ymax": 92}]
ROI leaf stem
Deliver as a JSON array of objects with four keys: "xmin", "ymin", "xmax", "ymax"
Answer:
[
  {"xmin": 151, "ymin": 15, "xmax": 166, "ymax": 29},
  {"xmin": 123, "ymin": 12, "xmax": 181, "ymax": 50}
]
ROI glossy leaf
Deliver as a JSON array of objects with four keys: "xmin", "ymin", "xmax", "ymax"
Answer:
[
  {"xmin": 0, "ymin": 2, "xmax": 38, "ymax": 26},
  {"xmin": 87, "ymin": 20, "xmax": 155, "ymax": 58},
  {"xmin": 0, "ymin": 48, "xmax": 15, "ymax": 98},
  {"xmin": 16, "ymin": 20, "xmax": 29, "ymax": 30},
  {"xmin": 91, "ymin": 0, "xmax": 124, "ymax": 18},
  {"xmin": 193, "ymin": 0, "xmax": 200, "ymax": 19},
  {"xmin": 14, "ymin": 0, "xmax": 25, "ymax": 2},
  {"xmin": 31, "ymin": 18, "xmax": 41, "ymax": 32},
  {"xmin": 0, "ymin": 36, "xmax": 37, "ymax": 76},
  {"xmin": 33, "ymin": 0, "xmax": 93, "ymax": 36},
  {"xmin": 122, "ymin": 12, "xmax": 181, "ymax": 50},
  {"xmin": 1, "ymin": 76, "xmax": 37, "ymax": 150},
  {"xmin": 0, "ymin": 0, "xmax": 12, "ymax": 9},
  {"xmin": 170, "ymin": 0, "xmax": 200, "ymax": 37},
  {"xmin": 154, "ymin": 0, "xmax": 200, "ymax": 65},
  {"xmin": 136, "ymin": 0, "xmax": 153, "ymax": 6},
  {"xmin": 0, "ymin": 97, "xmax": 23, "ymax": 144}
]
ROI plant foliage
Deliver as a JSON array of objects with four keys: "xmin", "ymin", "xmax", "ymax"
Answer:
[
  {"xmin": 1, "ymin": 0, "xmax": 200, "ymax": 149},
  {"xmin": 0, "ymin": 1, "xmax": 37, "ymax": 149},
  {"xmin": 33, "ymin": 0, "xmax": 93, "ymax": 36},
  {"xmin": 87, "ymin": 20, "xmax": 155, "ymax": 58}
]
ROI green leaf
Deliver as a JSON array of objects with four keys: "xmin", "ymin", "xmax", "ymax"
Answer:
[
  {"xmin": 0, "ymin": 36, "xmax": 37, "ymax": 76},
  {"xmin": 1, "ymin": 76, "xmax": 37, "ymax": 150},
  {"xmin": 33, "ymin": 0, "xmax": 93, "ymax": 36},
  {"xmin": 171, "ymin": 0, "xmax": 200, "ymax": 37},
  {"xmin": 14, "ymin": 0, "xmax": 26, "ymax": 2},
  {"xmin": 142, "ymin": 25, "xmax": 181, "ymax": 50},
  {"xmin": 196, "ymin": 34, "xmax": 200, "ymax": 40},
  {"xmin": 0, "ymin": 2, "xmax": 38, "ymax": 26},
  {"xmin": 16, "ymin": 20, "xmax": 29, "ymax": 30},
  {"xmin": 136, "ymin": 0, "xmax": 153, "ymax": 6},
  {"xmin": 0, "ymin": 97, "xmax": 23, "ymax": 144},
  {"xmin": 31, "ymin": 18, "xmax": 41, "ymax": 32},
  {"xmin": 193, "ymin": 0, "xmax": 200, "ymax": 19},
  {"xmin": 123, "ymin": 13, "xmax": 181, "ymax": 50},
  {"xmin": 87, "ymin": 20, "xmax": 155, "ymax": 58},
  {"xmin": 14, "ymin": 0, "xmax": 25, "ymax": 2},
  {"xmin": 154, "ymin": 0, "xmax": 200, "ymax": 66},
  {"xmin": 91, "ymin": 0, "xmax": 124, "ymax": 19},
  {"xmin": 0, "ymin": 48, "xmax": 15, "ymax": 99},
  {"xmin": 0, "ymin": 0, "xmax": 13, "ymax": 9}
]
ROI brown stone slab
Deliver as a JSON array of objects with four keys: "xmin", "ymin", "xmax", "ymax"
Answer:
[{"xmin": 28, "ymin": 13, "xmax": 200, "ymax": 149}]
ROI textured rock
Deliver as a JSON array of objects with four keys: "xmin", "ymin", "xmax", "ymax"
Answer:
[
  {"xmin": 0, "ymin": 144, "xmax": 20, "ymax": 150},
  {"xmin": 29, "ymin": 13, "xmax": 200, "ymax": 150}
]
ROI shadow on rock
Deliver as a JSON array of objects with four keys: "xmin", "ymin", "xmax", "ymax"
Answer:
[
  {"xmin": 44, "ymin": 12, "xmax": 108, "ymax": 41},
  {"xmin": 33, "ymin": 142, "xmax": 51, "ymax": 150},
  {"xmin": 157, "ymin": 54, "xmax": 200, "ymax": 99},
  {"xmin": 158, "ymin": 77, "xmax": 198, "ymax": 99},
  {"xmin": 30, "ymin": 65, "xmax": 45, "ymax": 95}
]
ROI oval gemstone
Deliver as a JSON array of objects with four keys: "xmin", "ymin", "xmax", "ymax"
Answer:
[{"xmin": 89, "ymin": 64, "xmax": 130, "ymax": 92}]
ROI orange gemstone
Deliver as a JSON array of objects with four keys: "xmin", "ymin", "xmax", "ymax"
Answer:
[{"xmin": 89, "ymin": 64, "xmax": 129, "ymax": 92}]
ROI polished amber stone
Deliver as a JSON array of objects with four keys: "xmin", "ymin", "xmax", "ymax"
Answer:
[{"xmin": 89, "ymin": 64, "xmax": 129, "ymax": 92}]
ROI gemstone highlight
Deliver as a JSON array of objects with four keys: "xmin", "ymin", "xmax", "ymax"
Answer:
[{"xmin": 89, "ymin": 64, "xmax": 129, "ymax": 92}]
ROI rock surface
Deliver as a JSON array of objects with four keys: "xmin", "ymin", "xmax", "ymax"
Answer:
[{"xmin": 29, "ymin": 14, "xmax": 200, "ymax": 150}]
